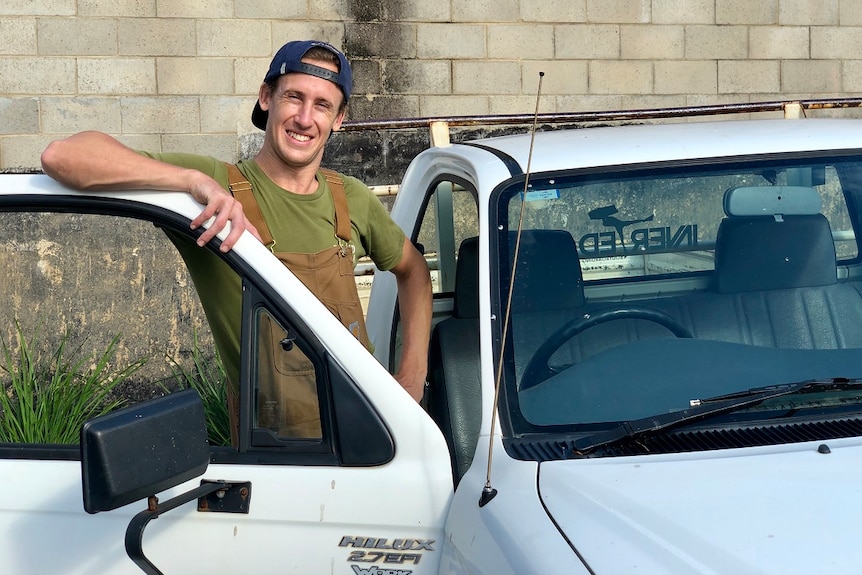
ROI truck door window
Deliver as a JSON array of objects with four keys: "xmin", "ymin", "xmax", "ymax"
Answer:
[
  {"xmin": 0, "ymin": 204, "xmax": 380, "ymax": 466},
  {"xmin": 416, "ymin": 180, "xmax": 479, "ymax": 295},
  {"xmin": 386, "ymin": 179, "xmax": 479, "ymax": 378},
  {"xmin": 0, "ymin": 211, "xmax": 216, "ymax": 451}
]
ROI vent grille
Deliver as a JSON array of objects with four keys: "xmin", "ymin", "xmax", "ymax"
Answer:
[{"xmin": 507, "ymin": 418, "xmax": 862, "ymax": 461}]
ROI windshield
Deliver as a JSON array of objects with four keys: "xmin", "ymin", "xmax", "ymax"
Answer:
[{"xmin": 493, "ymin": 154, "xmax": 862, "ymax": 438}]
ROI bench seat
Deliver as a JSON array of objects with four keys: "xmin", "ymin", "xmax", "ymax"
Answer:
[{"xmin": 530, "ymin": 282, "xmax": 862, "ymax": 376}]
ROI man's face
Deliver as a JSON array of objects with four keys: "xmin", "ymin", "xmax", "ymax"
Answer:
[{"xmin": 258, "ymin": 57, "xmax": 346, "ymax": 171}]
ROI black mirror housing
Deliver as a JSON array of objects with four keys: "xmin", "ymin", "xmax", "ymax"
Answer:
[{"xmin": 81, "ymin": 389, "xmax": 210, "ymax": 514}]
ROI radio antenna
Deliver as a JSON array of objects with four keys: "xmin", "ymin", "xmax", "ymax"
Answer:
[{"xmin": 480, "ymin": 71, "xmax": 544, "ymax": 507}]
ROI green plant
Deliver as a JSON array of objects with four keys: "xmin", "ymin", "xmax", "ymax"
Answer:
[
  {"xmin": 0, "ymin": 322, "xmax": 146, "ymax": 444},
  {"xmin": 167, "ymin": 332, "xmax": 232, "ymax": 446}
]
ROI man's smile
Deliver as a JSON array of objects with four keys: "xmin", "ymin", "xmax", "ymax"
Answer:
[{"xmin": 288, "ymin": 130, "xmax": 312, "ymax": 142}]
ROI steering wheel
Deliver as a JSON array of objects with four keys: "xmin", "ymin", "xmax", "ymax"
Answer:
[{"xmin": 519, "ymin": 305, "xmax": 694, "ymax": 391}]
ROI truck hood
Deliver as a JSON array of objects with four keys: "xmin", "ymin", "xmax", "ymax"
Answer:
[{"xmin": 538, "ymin": 439, "xmax": 862, "ymax": 574}]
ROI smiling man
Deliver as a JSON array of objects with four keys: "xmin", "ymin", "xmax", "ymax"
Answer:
[{"xmin": 41, "ymin": 41, "xmax": 432, "ymax": 440}]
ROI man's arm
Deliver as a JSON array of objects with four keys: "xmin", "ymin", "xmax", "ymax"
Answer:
[
  {"xmin": 40, "ymin": 131, "xmax": 255, "ymax": 251},
  {"xmin": 389, "ymin": 237, "xmax": 433, "ymax": 402}
]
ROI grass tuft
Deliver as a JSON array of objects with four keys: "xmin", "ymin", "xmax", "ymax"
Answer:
[
  {"xmin": 0, "ymin": 321, "xmax": 146, "ymax": 444},
  {"xmin": 167, "ymin": 331, "xmax": 232, "ymax": 446}
]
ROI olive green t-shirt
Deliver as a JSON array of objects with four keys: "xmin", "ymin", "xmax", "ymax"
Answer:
[{"xmin": 142, "ymin": 152, "xmax": 406, "ymax": 386}]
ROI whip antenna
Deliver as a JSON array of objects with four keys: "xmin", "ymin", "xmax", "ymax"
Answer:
[{"xmin": 480, "ymin": 71, "xmax": 544, "ymax": 507}]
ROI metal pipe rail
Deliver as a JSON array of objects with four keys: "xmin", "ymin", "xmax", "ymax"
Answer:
[{"xmin": 342, "ymin": 97, "xmax": 862, "ymax": 133}]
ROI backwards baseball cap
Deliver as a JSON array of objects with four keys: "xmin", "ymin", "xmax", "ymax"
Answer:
[{"xmin": 251, "ymin": 40, "xmax": 352, "ymax": 130}]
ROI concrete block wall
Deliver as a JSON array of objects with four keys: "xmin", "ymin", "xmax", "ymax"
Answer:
[{"xmin": 1, "ymin": 0, "xmax": 862, "ymax": 173}]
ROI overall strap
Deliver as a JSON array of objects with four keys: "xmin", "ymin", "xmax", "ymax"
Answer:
[
  {"xmin": 224, "ymin": 163, "xmax": 351, "ymax": 247},
  {"xmin": 224, "ymin": 163, "xmax": 275, "ymax": 249},
  {"xmin": 320, "ymin": 168, "xmax": 352, "ymax": 243}
]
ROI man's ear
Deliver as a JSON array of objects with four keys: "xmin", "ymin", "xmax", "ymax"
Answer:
[
  {"xmin": 332, "ymin": 108, "xmax": 346, "ymax": 132},
  {"xmin": 258, "ymin": 83, "xmax": 273, "ymax": 112}
]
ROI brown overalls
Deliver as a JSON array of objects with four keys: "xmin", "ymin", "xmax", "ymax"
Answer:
[{"xmin": 225, "ymin": 164, "xmax": 371, "ymax": 439}]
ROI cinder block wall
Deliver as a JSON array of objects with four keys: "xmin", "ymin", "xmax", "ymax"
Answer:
[{"xmin": 3, "ymin": 0, "xmax": 862, "ymax": 175}]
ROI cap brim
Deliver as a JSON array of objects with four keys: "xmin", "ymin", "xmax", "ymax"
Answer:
[{"xmin": 251, "ymin": 101, "xmax": 267, "ymax": 131}]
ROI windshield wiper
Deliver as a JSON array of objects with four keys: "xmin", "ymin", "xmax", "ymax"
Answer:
[{"xmin": 573, "ymin": 378, "xmax": 862, "ymax": 454}]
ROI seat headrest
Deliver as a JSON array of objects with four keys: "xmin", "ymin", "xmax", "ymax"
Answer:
[
  {"xmin": 714, "ymin": 186, "xmax": 836, "ymax": 293},
  {"xmin": 510, "ymin": 229, "xmax": 585, "ymax": 313},
  {"xmin": 453, "ymin": 237, "xmax": 480, "ymax": 319},
  {"xmin": 724, "ymin": 186, "xmax": 822, "ymax": 219}
]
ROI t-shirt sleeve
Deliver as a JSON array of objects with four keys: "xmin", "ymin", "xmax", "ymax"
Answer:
[{"xmin": 348, "ymin": 176, "xmax": 406, "ymax": 272}]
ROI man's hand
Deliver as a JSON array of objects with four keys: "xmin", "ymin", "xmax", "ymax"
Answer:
[
  {"xmin": 187, "ymin": 174, "xmax": 262, "ymax": 252},
  {"xmin": 395, "ymin": 369, "xmax": 427, "ymax": 403}
]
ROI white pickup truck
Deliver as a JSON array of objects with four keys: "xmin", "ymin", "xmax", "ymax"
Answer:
[{"xmin": 4, "ymin": 100, "xmax": 862, "ymax": 574}]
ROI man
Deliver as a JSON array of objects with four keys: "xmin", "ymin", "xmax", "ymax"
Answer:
[{"xmin": 41, "ymin": 41, "xmax": 432, "ymax": 437}]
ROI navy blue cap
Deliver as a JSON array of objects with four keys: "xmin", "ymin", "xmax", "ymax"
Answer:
[{"xmin": 251, "ymin": 40, "xmax": 352, "ymax": 130}]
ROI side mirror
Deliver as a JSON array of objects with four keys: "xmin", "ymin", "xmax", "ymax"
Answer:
[{"xmin": 81, "ymin": 388, "xmax": 210, "ymax": 514}]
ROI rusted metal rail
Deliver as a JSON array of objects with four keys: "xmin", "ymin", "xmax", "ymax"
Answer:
[{"xmin": 342, "ymin": 97, "xmax": 862, "ymax": 133}]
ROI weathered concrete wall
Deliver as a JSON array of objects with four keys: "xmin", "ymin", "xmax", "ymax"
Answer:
[{"xmin": 0, "ymin": 212, "xmax": 211, "ymax": 401}]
